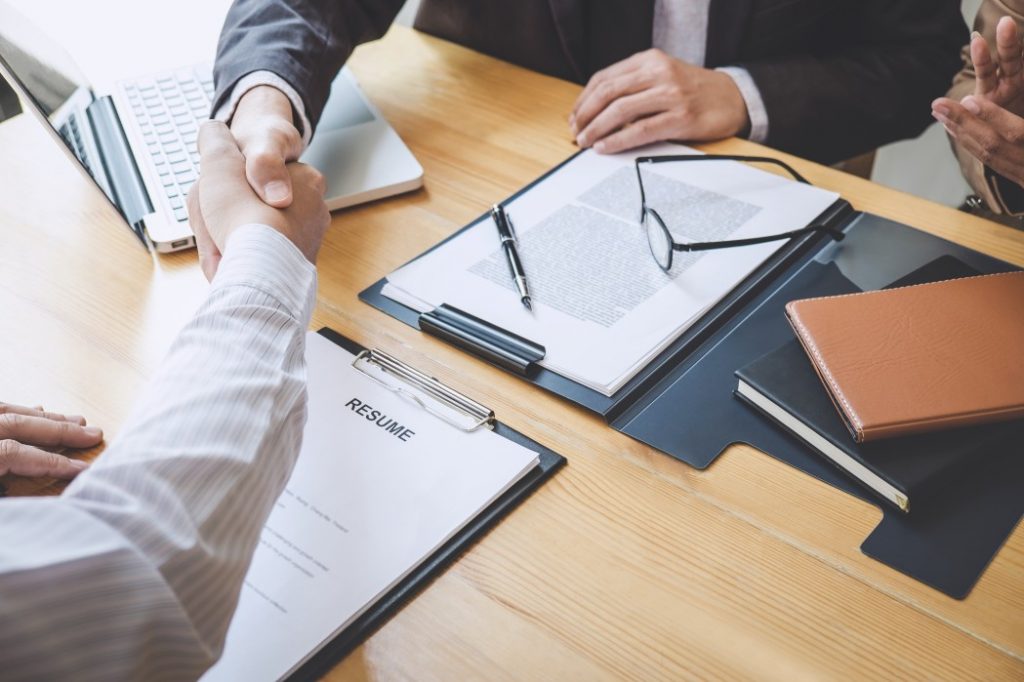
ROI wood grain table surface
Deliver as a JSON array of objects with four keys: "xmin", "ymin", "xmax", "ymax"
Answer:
[{"xmin": 0, "ymin": 26, "xmax": 1021, "ymax": 681}]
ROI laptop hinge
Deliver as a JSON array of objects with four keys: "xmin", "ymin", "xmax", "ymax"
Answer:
[{"xmin": 86, "ymin": 95, "xmax": 153, "ymax": 233}]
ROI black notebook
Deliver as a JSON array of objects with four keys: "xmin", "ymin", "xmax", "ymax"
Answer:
[{"xmin": 735, "ymin": 341, "xmax": 1007, "ymax": 513}]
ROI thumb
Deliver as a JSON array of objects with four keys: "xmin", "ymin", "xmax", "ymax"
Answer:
[{"xmin": 245, "ymin": 145, "xmax": 294, "ymax": 207}]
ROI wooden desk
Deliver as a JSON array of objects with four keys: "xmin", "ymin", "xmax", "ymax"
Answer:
[{"xmin": 1, "ymin": 27, "xmax": 1021, "ymax": 680}]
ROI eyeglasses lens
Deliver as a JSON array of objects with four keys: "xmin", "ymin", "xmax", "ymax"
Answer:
[{"xmin": 644, "ymin": 209, "xmax": 673, "ymax": 271}]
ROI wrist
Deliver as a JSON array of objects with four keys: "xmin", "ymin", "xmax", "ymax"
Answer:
[
  {"xmin": 234, "ymin": 85, "xmax": 296, "ymax": 129},
  {"xmin": 713, "ymin": 70, "xmax": 751, "ymax": 138}
]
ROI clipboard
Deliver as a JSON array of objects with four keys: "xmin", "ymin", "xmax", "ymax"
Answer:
[
  {"xmin": 359, "ymin": 150, "xmax": 1023, "ymax": 599},
  {"xmin": 284, "ymin": 328, "xmax": 566, "ymax": 681}
]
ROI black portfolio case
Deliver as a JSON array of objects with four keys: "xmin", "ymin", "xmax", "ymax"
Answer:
[{"xmin": 359, "ymin": 151, "xmax": 1023, "ymax": 598}]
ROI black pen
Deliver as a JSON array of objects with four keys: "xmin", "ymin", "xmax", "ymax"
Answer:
[{"xmin": 491, "ymin": 204, "xmax": 533, "ymax": 311}]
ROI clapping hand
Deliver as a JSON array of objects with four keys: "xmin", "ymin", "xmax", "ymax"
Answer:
[{"xmin": 932, "ymin": 16, "xmax": 1024, "ymax": 186}]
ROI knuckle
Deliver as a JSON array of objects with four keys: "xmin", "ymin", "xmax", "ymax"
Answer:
[
  {"xmin": 249, "ymin": 149, "xmax": 283, "ymax": 169},
  {"xmin": 976, "ymin": 143, "xmax": 996, "ymax": 163},
  {"xmin": 267, "ymin": 123, "xmax": 302, "ymax": 153},
  {"xmin": 0, "ymin": 439, "xmax": 18, "ymax": 467},
  {"xmin": 310, "ymin": 169, "xmax": 327, "ymax": 194},
  {"xmin": 44, "ymin": 451, "xmax": 65, "ymax": 470},
  {"xmin": 606, "ymin": 99, "xmax": 627, "ymax": 121},
  {"xmin": 0, "ymin": 412, "xmax": 22, "ymax": 434}
]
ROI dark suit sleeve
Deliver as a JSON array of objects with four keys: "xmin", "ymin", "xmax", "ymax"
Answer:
[
  {"xmin": 213, "ymin": 0, "xmax": 406, "ymax": 134},
  {"xmin": 739, "ymin": 1, "xmax": 966, "ymax": 164}
]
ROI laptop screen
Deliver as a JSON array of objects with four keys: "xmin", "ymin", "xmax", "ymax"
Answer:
[{"xmin": 0, "ymin": 1, "xmax": 96, "ymax": 164}]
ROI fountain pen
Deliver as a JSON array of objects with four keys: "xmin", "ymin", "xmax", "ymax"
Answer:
[{"xmin": 490, "ymin": 203, "xmax": 533, "ymax": 311}]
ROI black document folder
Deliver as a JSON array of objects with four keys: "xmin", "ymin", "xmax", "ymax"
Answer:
[
  {"xmin": 359, "ymin": 151, "xmax": 1023, "ymax": 598},
  {"xmin": 284, "ymin": 328, "xmax": 566, "ymax": 681}
]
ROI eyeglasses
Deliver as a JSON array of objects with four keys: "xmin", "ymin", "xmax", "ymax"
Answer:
[{"xmin": 635, "ymin": 154, "xmax": 844, "ymax": 272}]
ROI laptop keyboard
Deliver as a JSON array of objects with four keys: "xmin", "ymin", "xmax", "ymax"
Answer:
[
  {"xmin": 58, "ymin": 117, "xmax": 93, "ymax": 176},
  {"xmin": 122, "ymin": 67, "xmax": 214, "ymax": 223}
]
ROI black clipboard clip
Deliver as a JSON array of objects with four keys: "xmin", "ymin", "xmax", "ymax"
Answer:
[
  {"xmin": 352, "ymin": 347, "xmax": 496, "ymax": 432},
  {"xmin": 418, "ymin": 304, "xmax": 545, "ymax": 376}
]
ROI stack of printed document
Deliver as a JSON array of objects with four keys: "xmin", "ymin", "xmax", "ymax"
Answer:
[{"xmin": 384, "ymin": 143, "xmax": 839, "ymax": 396}]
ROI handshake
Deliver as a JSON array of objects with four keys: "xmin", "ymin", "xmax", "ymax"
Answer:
[{"xmin": 189, "ymin": 86, "xmax": 328, "ymax": 280}]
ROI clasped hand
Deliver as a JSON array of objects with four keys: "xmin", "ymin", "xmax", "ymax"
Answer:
[{"xmin": 187, "ymin": 120, "xmax": 330, "ymax": 280}]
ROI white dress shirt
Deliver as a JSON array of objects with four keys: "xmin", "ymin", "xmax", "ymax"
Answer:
[
  {"xmin": 0, "ymin": 224, "xmax": 317, "ymax": 681},
  {"xmin": 652, "ymin": 0, "xmax": 770, "ymax": 143},
  {"xmin": 215, "ymin": 1, "xmax": 769, "ymax": 145}
]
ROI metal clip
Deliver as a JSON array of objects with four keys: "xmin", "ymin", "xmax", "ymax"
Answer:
[
  {"xmin": 351, "ymin": 348, "xmax": 495, "ymax": 432},
  {"xmin": 506, "ymin": 211, "xmax": 519, "ymax": 246}
]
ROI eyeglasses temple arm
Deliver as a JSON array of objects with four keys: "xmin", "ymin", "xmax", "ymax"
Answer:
[
  {"xmin": 674, "ymin": 224, "xmax": 844, "ymax": 252},
  {"xmin": 636, "ymin": 154, "xmax": 811, "ymax": 184}
]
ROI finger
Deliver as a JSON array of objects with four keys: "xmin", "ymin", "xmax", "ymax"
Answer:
[
  {"xmin": 953, "ymin": 121, "xmax": 1024, "ymax": 183},
  {"xmin": 577, "ymin": 88, "xmax": 671, "ymax": 148},
  {"xmin": 963, "ymin": 93, "xmax": 1024, "ymax": 128},
  {"xmin": 938, "ymin": 99, "xmax": 1024, "ymax": 175},
  {"xmin": 572, "ymin": 70, "xmax": 653, "ymax": 140},
  {"xmin": 995, "ymin": 16, "xmax": 1023, "ymax": 86},
  {"xmin": 934, "ymin": 99, "xmax": 985, "ymax": 135},
  {"xmin": 0, "ymin": 413, "xmax": 103, "ymax": 449},
  {"xmin": 592, "ymin": 111, "xmax": 680, "ymax": 155},
  {"xmin": 187, "ymin": 183, "xmax": 221, "ymax": 281},
  {"xmin": 289, "ymin": 163, "xmax": 327, "ymax": 198},
  {"xmin": 971, "ymin": 31, "xmax": 998, "ymax": 96},
  {"xmin": 0, "ymin": 403, "xmax": 85, "ymax": 426},
  {"xmin": 0, "ymin": 440, "xmax": 88, "ymax": 479},
  {"xmin": 571, "ymin": 51, "xmax": 656, "ymax": 125},
  {"xmin": 956, "ymin": 99, "xmax": 1024, "ymax": 179}
]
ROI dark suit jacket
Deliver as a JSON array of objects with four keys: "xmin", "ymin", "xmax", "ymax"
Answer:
[{"xmin": 213, "ymin": 0, "xmax": 965, "ymax": 164}]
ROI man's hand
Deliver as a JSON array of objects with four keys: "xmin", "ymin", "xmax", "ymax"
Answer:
[
  {"xmin": 187, "ymin": 121, "xmax": 330, "ymax": 280},
  {"xmin": 932, "ymin": 16, "xmax": 1024, "ymax": 187},
  {"xmin": 569, "ymin": 49, "xmax": 750, "ymax": 154},
  {"xmin": 0, "ymin": 402, "xmax": 102, "ymax": 479},
  {"xmin": 230, "ymin": 86, "xmax": 304, "ymax": 207}
]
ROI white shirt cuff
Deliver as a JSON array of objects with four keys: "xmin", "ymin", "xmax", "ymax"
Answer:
[
  {"xmin": 212, "ymin": 71, "xmax": 313, "ymax": 148},
  {"xmin": 212, "ymin": 224, "xmax": 318, "ymax": 325},
  {"xmin": 716, "ymin": 66, "xmax": 770, "ymax": 144}
]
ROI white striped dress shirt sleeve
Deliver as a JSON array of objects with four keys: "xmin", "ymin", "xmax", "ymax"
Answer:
[{"xmin": 0, "ymin": 224, "xmax": 317, "ymax": 681}]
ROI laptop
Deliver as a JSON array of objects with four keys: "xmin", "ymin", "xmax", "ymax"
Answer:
[{"xmin": 0, "ymin": 2, "xmax": 423, "ymax": 253}]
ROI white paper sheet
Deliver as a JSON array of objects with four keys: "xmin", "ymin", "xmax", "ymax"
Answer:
[
  {"xmin": 384, "ymin": 143, "xmax": 839, "ymax": 395},
  {"xmin": 201, "ymin": 333, "xmax": 540, "ymax": 681}
]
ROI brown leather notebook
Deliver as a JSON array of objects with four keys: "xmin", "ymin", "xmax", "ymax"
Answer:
[{"xmin": 785, "ymin": 271, "xmax": 1024, "ymax": 443}]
